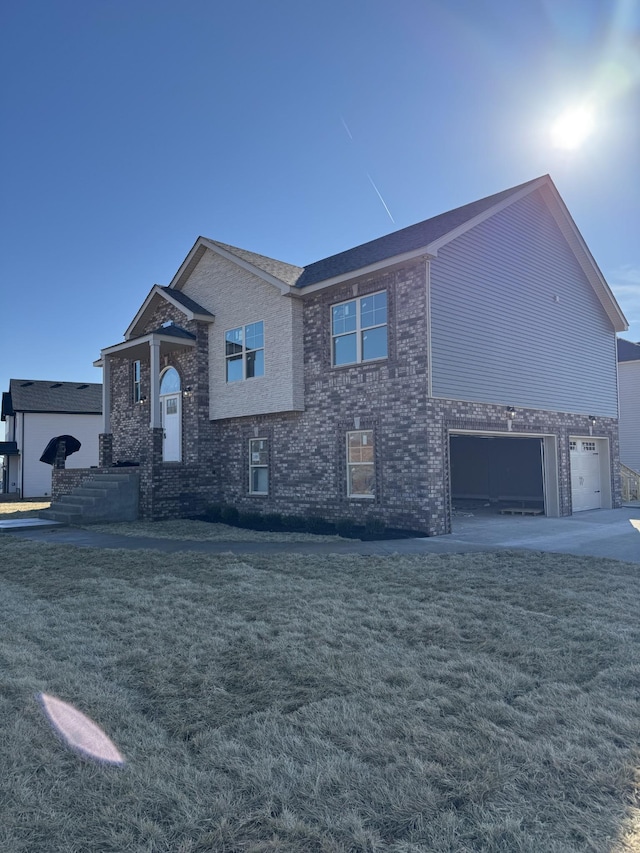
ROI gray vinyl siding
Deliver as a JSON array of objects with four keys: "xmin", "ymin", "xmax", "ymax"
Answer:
[
  {"xmin": 430, "ymin": 190, "xmax": 619, "ymax": 417},
  {"xmin": 618, "ymin": 361, "xmax": 640, "ymax": 471}
]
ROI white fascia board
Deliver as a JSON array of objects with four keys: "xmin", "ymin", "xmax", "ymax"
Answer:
[
  {"xmin": 539, "ymin": 183, "xmax": 628, "ymax": 332},
  {"xmin": 198, "ymin": 238, "xmax": 294, "ymax": 295},
  {"xmin": 297, "ymin": 248, "xmax": 436, "ymax": 295},
  {"xmin": 124, "ymin": 285, "xmax": 213, "ymax": 340},
  {"xmin": 160, "ymin": 289, "xmax": 215, "ymax": 322},
  {"xmin": 124, "ymin": 285, "xmax": 165, "ymax": 340},
  {"xmin": 424, "ymin": 177, "xmax": 550, "ymax": 256},
  {"xmin": 100, "ymin": 331, "xmax": 196, "ymax": 358}
]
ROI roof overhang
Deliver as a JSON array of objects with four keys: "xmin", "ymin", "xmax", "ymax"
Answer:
[
  {"xmin": 296, "ymin": 176, "xmax": 628, "ymax": 332},
  {"xmin": 297, "ymin": 248, "xmax": 436, "ymax": 295},
  {"xmin": 169, "ymin": 237, "xmax": 295, "ymax": 296},
  {"xmin": 94, "ymin": 330, "xmax": 197, "ymax": 366},
  {"xmin": 125, "ymin": 284, "xmax": 214, "ymax": 340}
]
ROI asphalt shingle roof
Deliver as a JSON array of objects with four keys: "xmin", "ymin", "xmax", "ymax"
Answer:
[
  {"xmin": 5, "ymin": 379, "xmax": 102, "ymax": 415},
  {"xmin": 203, "ymin": 239, "xmax": 305, "ymax": 287},
  {"xmin": 160, "ymin": 287, "xmax": 214, "ymax": 316},
  {"xmin": 200, "ymin": 177, "xmax": 545, "ymax": 290},
  {"xmin": 617, "ymin": 338, "xmax": 640, "ymax": 362}
]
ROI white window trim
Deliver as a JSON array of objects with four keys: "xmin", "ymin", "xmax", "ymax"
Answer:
[
  {"xmin": 249, "ymin": 437, "xmax": 269, "ymax": 495},
  {"xmin": 132, "ymin": 360, "xmax": 141, "ymax": 403},
  {"xmin": 346, "ymin": 429, "xmax": 376, "ymax": 499},
  {"xmin": 331, "ymin": 291, "xmax": 387, "ymax": 367},
  {"xmin": 225, "ymin": 321, "xmax": 265, "ymax": 382}
]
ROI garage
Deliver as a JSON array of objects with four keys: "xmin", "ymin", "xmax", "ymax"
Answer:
[
  {"xmin": 569, "ymin": 438, "xmax": 606, "ymax": 512},
  {"xmin": 450, "ymin": 434, "xmax": 549, "ymax": 516}
]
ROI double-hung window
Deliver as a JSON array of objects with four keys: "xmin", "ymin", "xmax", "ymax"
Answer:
[
  {"xmin": 225, "ymin": 321, "xmax": 265, "ymax": 382},
  {"xmin": 132, "ymin": 360, "xmax": 141, "ymax": 403},
  {"xmin": 347, "ymin": 430, "xmax": 375, "ymax": 498},
  {"xmin": 332, "ymin": 291, "xmax": 387, "ymax": 366},
  {"xmin": 249, "ymin": 438, "xmax": 269, "ymax": 494}
]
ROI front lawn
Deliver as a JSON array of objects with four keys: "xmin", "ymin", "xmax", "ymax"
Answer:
[
  {"xmin": 0, "ymin": 539, "xmax": 638, "ymax": 851},
  {"xmin": 0, "ymin": 499, "xmax": 50, "ymax": 519}
]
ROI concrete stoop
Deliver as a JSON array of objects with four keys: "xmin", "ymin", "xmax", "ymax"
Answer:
[{"xmin": 40, "ymin": 471, "xmax": 140, "ymax": 524}]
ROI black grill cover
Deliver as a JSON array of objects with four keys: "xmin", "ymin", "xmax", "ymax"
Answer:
[{"xmin": 40, "ymin": 435, "xmax": 82, "ymax": 465}]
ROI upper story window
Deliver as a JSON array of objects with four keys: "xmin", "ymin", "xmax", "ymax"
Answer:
[
  {"xmin": 132, "ymin": 360, "xmax": 141, "ymax": 403},
  {"xmin": 225, "ymin": 321, "xmax": 265, "ymax": 382},
  {"xmin": 332, "ymin": 291, "xmax": 387, "ymax": 366}
]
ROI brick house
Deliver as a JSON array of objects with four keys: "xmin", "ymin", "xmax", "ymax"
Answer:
[{"xmin": 83, "ymin": 175, "xmax": 626, "ymax": 534}]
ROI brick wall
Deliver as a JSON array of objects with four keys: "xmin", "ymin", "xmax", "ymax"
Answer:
[
  {"xmin": 103, "ymin": 258, "xmax": 622, "ymax": 533},
  {"xmin": 52, "ymin": 467, "xmax": 111, "ymax": 500}
]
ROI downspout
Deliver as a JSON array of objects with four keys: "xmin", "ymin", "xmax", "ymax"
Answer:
[{"xmin": 425, "ymin": 257, "xmax": 433, "ymax": 398}]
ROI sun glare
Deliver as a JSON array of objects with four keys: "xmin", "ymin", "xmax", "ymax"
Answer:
[{"xmin": 550, "ymin": 105, "xmax": 596, "ymax": 150}]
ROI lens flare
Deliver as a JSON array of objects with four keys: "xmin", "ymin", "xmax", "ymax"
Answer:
[
  {"xmin": 550, "ymin": 105, "xmax": 596, "ymax": 150},
  {"xmin": 39, "ymin": 693, "xmax": 125, "ymax": 765}
]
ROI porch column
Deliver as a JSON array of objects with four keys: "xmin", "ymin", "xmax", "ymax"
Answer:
[
  {"xmin": 150, "ymin": 340, "xmax": 161, "ymax": 429},
  {"xmin": 101, "ymin": 355, "xmax": 111, "ymax": 433}
]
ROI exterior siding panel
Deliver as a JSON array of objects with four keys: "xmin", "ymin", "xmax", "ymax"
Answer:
[
  {"xmin": 430, "ymin": 191, "xmax": 618, "ymax": 417},
  {"xmin": 618, "ymin": 361, "xmax": 640, "ymax": 471},
  {"xmin": 22, "ymin": 412, "xmax": 101, "ymax": 498}
]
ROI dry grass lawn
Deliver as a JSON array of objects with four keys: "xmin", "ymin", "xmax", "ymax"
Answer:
[
  {"xmin": 0, "ymin": 500, "xmax": 50, "ymax": 519},
  {"xmin": 82, "ymin": 518, "xmax": 346, "ymax": 542},
  {"xmin": 0, "ymin": 537, "xmax": 639, "ymax": 852}
]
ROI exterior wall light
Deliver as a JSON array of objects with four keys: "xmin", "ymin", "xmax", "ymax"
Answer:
[
  {"xmin": 506, "ymin": 407, "xmax": 516, "ymax": 432},
  {"xmin": 138, "ymin": 395, "xmax": 147, "ymax": 404},
  {"xmin": 183, "ymin": 387, "xmax": 193, "ymax": 397},
  {"xmin": 588, "ymin": 415, "xmax": 597, "ymax": 425}
]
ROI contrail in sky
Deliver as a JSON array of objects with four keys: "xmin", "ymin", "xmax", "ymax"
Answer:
[
  {"xmin": 340, "ymin": 116, "xmax": 395, "ymax": 224},
  {"xmin": 340, "ymin": 116, "xmax": 353, "ymax": 140},
  {"xmin": 367, "ymin": 173, "xmax": 395, "ymax": 224}
]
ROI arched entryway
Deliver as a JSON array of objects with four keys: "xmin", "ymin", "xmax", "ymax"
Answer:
[{"xmin": 160, "ymin": 367, "xmax": 181, "ymax": 462}]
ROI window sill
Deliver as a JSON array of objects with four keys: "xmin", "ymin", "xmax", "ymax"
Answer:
[{"xmin": 332, "ymin": 357, "xmax": 387, "ymax": 370}]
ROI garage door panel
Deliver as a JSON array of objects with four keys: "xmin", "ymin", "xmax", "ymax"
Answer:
[{"xmin": 450, "ymin": 436, "xmax": 544, "ymax": 506}]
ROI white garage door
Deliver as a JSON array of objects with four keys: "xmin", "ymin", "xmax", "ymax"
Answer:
[{"xmin": 570, "ymin": 439, "xmax": 602, "ymax": 512}]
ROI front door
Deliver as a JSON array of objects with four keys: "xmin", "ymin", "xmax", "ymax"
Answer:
[{"xmin": 161, "ymin": 394, "xmax": 181, "ymax": 462}]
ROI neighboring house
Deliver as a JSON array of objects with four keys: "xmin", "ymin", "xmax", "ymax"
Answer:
[
  {"xmin": 617, "ymin": 338, "xmax": 640, "ymax": 473},
  {"xmin": 1, "ymin": 380, "xmax": 102, "ymax": 498},
  {"xmin": 81, "ymin": 174, "xmax": 626, "ymax": 535}
]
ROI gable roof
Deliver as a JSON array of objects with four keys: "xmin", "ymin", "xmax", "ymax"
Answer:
[
  {"xmin": 2, "ymin": 379, "xmax": 102, "ymax": 419},
  {"xmin": 295, "ymin": 176, "xmax": 545, "ymax": 288},
  {"xmin": 617, "ymin": 338, "xmax": 640, "ymax": 362},
  {"xmin": 125, "ymin": 284, "xmax": 214, "ymax": 340},
  {"xmin": 159, "ymin": 174, "xmax": 626, "ymax": 331}
]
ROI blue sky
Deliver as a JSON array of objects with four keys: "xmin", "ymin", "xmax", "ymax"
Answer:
[{"xmin": 1, "ymin": 0, "xmax": 638, "ymax": 404}]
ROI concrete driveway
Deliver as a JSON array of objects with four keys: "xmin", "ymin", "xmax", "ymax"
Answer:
[
  {"xmin": 3, "ymin": 505, "xmax": 640, "ymax": 563},
  {"xmin": 447, "ymin": 505, "xmax": 640, "ymax": 563}
]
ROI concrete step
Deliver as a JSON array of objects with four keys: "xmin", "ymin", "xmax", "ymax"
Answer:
[
  {"xmin": 40, "ymin": 508, "xmax": 83, "ymax": 523},
  {"xmin": 57, "ymin": 494, "xmax": 100, "ymax": 508},
  {"xmin": 73, "ymin": 487, "xmax": 111, "ymax": 499},
  {"xmin": 41, "ymin": 469, "xmax": 140, "ymax": 525}
]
